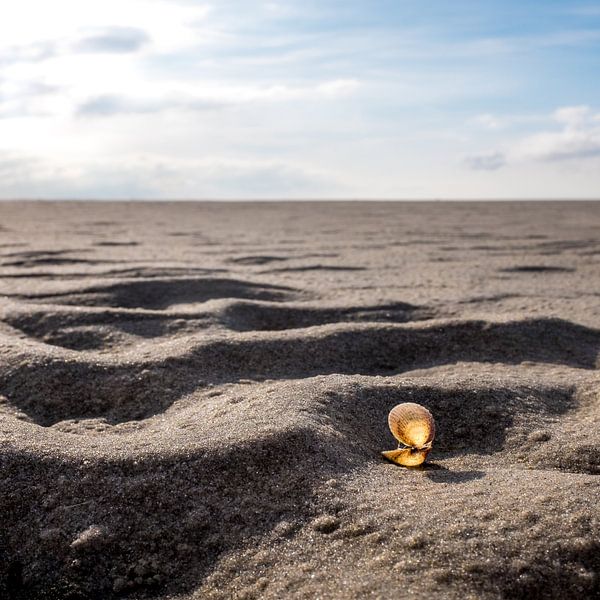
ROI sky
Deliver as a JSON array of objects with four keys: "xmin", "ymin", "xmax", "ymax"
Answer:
[{"xmin": 1, "ymin": 0, "xmax": 600, "ymax": 200}]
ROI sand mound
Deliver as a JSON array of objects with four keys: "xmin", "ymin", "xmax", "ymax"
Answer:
[{"xmin": 1, "ymin": 201, "xmax": 599, "ymax": 599}]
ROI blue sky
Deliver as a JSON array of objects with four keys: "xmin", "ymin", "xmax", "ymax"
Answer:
[{"xmin": 1, "ymin": 0, "xmax": 599, "ymax": 199}]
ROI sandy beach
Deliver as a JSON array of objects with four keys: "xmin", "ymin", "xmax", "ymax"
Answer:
[{"xmin": 0, "ymin": 200, "xmax": 599, "ymax": 599}]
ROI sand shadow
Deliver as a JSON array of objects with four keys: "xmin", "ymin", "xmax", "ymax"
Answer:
[
  {"xmin": 0, "ymin": 318, "xmax": 588, "ymax": 427},
  {"xmin": 0, "ymin": 266, "xmax": 228, "ymax": 280},
  {"xmin": 0, "ymin": 426, "xmax": 347, "ymax": 600},
  {"xmin": 500, "ymin": 265, "xmax": 575, "ymax": 274},
  {"xmin": 2, "ymin": 299, "xmax": 434, "ymax": 352},
  {"xmin": 2, "ymin": 309, "xmax": 212, "ymax": 351},
  {"xmin": 221, "ymin": 300, "xmax": 432, "ymax": 331},
  {"xmin": 14, "ymin": 277, "xmax": 302, "ymax": 309},
  {"xmin": 0, "ymin": 358, "xmax": 209, "ymax": 426}
]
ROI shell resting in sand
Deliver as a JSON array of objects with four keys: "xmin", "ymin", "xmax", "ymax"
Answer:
[{"xmin": 382, "ymin": 402, "xmax": 435, "ymax": 467}]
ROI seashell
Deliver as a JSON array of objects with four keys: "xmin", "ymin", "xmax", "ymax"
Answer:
[
  {"xmin": 382, "ymin": 402, "xmax": 435, "ymax": 467},
  {"xmin": 388, "ymin": 402, "xmax": 435, "ymax": 448},
  {"xmin": 381, "ymin": 447, "xmax": 431, "ymax": 467}
]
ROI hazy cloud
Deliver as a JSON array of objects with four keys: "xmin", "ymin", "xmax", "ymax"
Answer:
[
  {"xmin": 0, "ymin": 153, "xmax": 342, "ymax": 199},
  {"xmin": 0, "ymin": 28, "xmax": 150, "ymax": 67},
  {"xmin": 472, "ymin": 114, "xmax": 502, "ymax": 129},
  {"xmin": 73, "ymin": 27, "xmax": 150, "ymax": 54},
  {"xmin": 464, "ymin": 151, "xmax": 506, "ymax": 171},
  {"xmin": 77, "ymin": 95, "xmax": 161, "ymax": 116},
  {"xmin": 0, "ymin": 79, "xmax": 59, "ymax": 99},
  {"xmin": 77, "ymin": 94, "xmax": 226, "ymax": 116},
  {"xmin": 0, "ymin": 153, "xmax": 83, "ymax": 198},
  {"xmin": 0, "ymin": 153, "xmax": 39, "ymax": 180},
  {"xmin": 0, "ymin": 41, "xmax": 57, "ymax": 65},
  {"xmin": 0, "ymin": 79, "xmax": 63, "ymax": 119},
  {"xmin": 76, "ymin": 79, "xmax": 359, "ymax": 116}
]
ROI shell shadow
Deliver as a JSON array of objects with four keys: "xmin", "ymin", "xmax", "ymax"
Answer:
[{"xmin": 422, "ymin": 464, "xmax": 486, "ymax": 484}]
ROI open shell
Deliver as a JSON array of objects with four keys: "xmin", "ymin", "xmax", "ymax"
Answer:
[{"xmin": 382, "ymin": 402, "xmax": 435, "ymax": 467}]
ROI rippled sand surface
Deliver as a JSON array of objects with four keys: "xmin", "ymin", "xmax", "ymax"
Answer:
[{"xmin": 1, "ymin": 201, "xmax": 599, "ymax": 599}]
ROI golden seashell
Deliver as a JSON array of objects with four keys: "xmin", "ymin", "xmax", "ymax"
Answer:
[
  {"xmin": 382, "ymin": 402, "xmax": 435, "ymax": 467},
  {"xmin": 381, "ymin": 447, "xmax": 431, "ymax": 467}
]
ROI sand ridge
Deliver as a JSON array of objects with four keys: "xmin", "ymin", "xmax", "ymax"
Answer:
[{"xmin": 0, "ymin": 201, "xmax": 599, "ymax": 599}]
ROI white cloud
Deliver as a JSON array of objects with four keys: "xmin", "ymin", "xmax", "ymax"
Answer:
[
  {"xmin": 553, "ymin": 105, "xmax": 592, "ymax": 129},
  {"xmin": 466, "ymin": 105, "xmax": 600, "ymax": 170},
  {"xmin": 512, "ymin": 129, "xmax": 600, "ymax": 162},
  {"xmin": 513, "ymin": 106, "xmax": 600, "ymax": 161},
  {"xmin": 0, "ymin": 1, "xmax": 217, "ymax": 124},
  {"xmin": 0, "ymin": 0, "xmax": 211, "ymax": 52}
]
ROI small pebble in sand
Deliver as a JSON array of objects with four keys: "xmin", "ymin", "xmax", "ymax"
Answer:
[
  {"xmin": 404, "ymin": 533, "xmax": 426, "ymax": 549},
  {"xmin": 272, "ymin": 520, "xmax": 297, "ymax": 537},
  {"xmin": 528, "ymin": 430, "xmax": 551, "ymax": 443},
  {"xmin": 381, "ymin": 403, "xmax": 435, "ymax": 467},
  {"xmin": 70, "ymin": 524, "xmax": 106, "ymax": 549}
]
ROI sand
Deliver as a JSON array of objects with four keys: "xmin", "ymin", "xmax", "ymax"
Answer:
[{"xmin": 0, "ymin": 200, "xmax": 598, "ymax": 600}]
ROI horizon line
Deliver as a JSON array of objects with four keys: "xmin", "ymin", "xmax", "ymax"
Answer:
[{"xmin": 0, "ymin": 198, "xmax": 599, "ymax": 203}]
